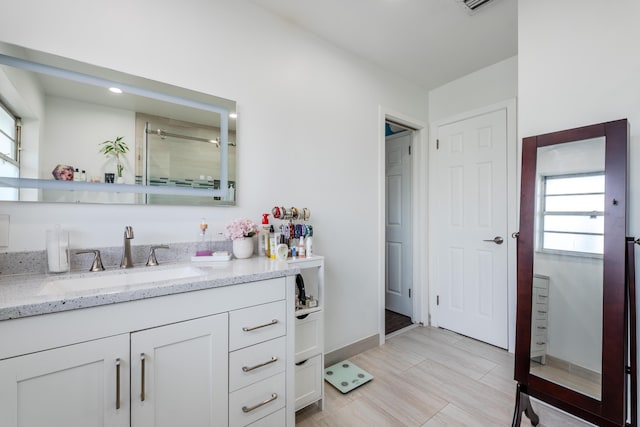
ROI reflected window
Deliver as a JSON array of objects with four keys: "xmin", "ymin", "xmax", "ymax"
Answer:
[
  {"xmin": 0, "ymin": 102, "xmax": 19, "ymax": 201},
  {"xmin": 541, "ymin": 172, "xmax": 604, "ymax": 255}
]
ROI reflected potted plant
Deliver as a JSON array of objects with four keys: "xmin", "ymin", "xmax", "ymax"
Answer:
[{"xmin": 99, "ymin": 136, "xmax": 129, "ymax": 183}]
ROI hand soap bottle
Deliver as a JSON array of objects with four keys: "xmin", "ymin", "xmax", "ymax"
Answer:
[{"xmin": 195, "ymin": 218, "xmax": 212, "ymax": 256}]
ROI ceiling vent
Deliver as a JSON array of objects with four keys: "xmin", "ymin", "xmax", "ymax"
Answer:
[{"xmin": 455, "ymin": 0, "xmax": 495, "ymax": 13}]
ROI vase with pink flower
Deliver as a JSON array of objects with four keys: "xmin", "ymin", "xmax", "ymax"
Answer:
[{"xmin": 225, "ymin": 218, "xmax": 258, "ymax": 259}]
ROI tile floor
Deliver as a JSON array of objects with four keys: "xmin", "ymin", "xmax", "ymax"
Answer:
[{"xmin": 295, "ymin": 326, "xmax": 594, "ymax": 426}]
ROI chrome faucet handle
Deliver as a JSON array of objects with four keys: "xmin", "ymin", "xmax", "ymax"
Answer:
[
  {"xmin": 146, "ymin": 245, "xmax": 169, "ymax": 266},
  {"xmin": 76, "ymin": 250, "xmax": 105, "ymax": 272}
]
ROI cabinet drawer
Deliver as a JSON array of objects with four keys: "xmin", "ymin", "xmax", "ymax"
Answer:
[
  {"xmin": 533, "ymin": 303, "xmax": 548, "ymax": 320},
  {"xmin": 230, "ymin": 300, "xmax": 286, "ymax": 351},
  {"xmin": 531, "ymin": 336, "xmax": 547, "ymax": 353},
  {"xmin": 230, "ymin": 336, "xmax": 286, "ymax": 392},
  {"xmin": 294, "ymin": 354, "xmax": 323, "ymax": 411},
  {"xmin": 295, "ymin": 310, "xmax": 323, "ymax": 362},
  {"xmin": 229, "ymin": 371, "xmax": 285, "ymax": 426},
  {"xmin": 533, "ymin": 290, "xmax": 548, "ymax": 304},
  {"xmin": 532, "ymin": 319, "xmax": 547, "ymax": 335},
  {"xmin": 246, "ymin": 408, "xmax": 285, "ymax": 427}
]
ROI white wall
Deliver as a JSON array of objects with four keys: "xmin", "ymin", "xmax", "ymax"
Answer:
[
  {"xmin": 0, "ymin": 0, "xmax": 429, "ymax": 353},
  {"xmin": 428, "ymin": 56, "xmax": 517, "ymax": 124},
  {"xmin": 519, "ymin": 0, "xmax": 640, "ymax": 403}
]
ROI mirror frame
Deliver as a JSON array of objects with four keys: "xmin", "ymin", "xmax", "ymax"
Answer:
[
  {"xmin": 514, "ymin": 119, "xmax": 629, "ymax": 426},
  {"xmin": 0, "ymin": 46, "xmax": 234, "ymax": 204}
]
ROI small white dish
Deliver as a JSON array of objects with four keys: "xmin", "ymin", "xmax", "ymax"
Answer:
[{"xmin": 191, "ymin": 252, "xmax": 231, "ymax": 262}]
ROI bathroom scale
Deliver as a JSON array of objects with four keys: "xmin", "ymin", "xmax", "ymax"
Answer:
[{"xmin": 324, "ymin": 360, "xmax": 373, "ymax": 394}]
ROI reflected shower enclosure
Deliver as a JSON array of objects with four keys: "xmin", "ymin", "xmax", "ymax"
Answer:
[{"xmin": 135, "ymin": 114, "xmax": 237, "ymax": 205}]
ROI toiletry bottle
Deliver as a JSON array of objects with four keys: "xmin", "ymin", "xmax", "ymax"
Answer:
[
  {"xmin": 228, "ymin": 184, "xmax": 235, "ymax": 201},
  {"xmin": 260, "ymin": 214, "xmax": 270, "ymax": 257},
  {"xmin": 269, "ymin": 225, "xmax": 277, "ymax": 260},
  {"xmin": 73, "ymin": 168, "xmax": 80, "ymax": 181},
  {"xmin": 305, "ymin": 234, "xmax": 313, "ymax": 258},
  {"xmin": 196, "ymin": 218, "xmax": 212, "ymax": 256},
  {"xmin": 297, "ymin": 236, "xmax": 306, "ymax": 258},
  {"xmin": 81, "ymin": 170, "xmax": 87, "ymax": 181}
]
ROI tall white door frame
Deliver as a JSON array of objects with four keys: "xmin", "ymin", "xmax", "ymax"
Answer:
[
  {"xmin": 428, "ymin": 99, "xmax": 518, "ymax": 352},
  {"xmin": 378, "ymin": 107, "xmax": 428, "ymax": 346}
]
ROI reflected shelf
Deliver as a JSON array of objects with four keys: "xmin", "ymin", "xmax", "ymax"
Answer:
[{"xmin": 0, "ymin": 177, "xmax": 230, "ymax": 198}]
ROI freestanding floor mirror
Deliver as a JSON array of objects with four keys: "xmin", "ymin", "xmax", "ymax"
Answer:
[{"xmin": 512, "ymin": 119, "xmax": 636, "ymax": 427}]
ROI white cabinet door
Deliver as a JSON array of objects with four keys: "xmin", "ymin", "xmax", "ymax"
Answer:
[
  {"xmin": 0, "ymin": 334, "xmax": 130, "ymax": 427},
  {"xmin": 130, "ymin": 313, "xmax": 228, "ymax": 427}
]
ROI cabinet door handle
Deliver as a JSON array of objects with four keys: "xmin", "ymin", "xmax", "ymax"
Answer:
[
  {"xmin": 242, "ymin": 356, "xmax": 278, "ymax": 372},
  {"xmin": 242, "ymin": 319, "xmax": 278, "ymax": 332},
  {"xmin": 242, "ymin": 393, "xmax": 278, "ymax": 413},
  {"xmin": 140, "ymin": 353, "xmax": 146, "ymax": 402},
  {"xmin": 115, "ymin": 358, "xmax": 121, "ymax": 410}
]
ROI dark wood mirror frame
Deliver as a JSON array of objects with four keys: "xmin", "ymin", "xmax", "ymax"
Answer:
[{"xmin": 512, "ymin": 119, "xmax": 636, "ymax": 427}]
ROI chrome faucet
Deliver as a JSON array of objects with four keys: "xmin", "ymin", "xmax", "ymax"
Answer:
[{"xmin": 120, "ymin": 226, "xmax": 134, "ymax": 268}]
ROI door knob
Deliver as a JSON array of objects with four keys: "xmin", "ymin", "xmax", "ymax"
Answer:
[{"xmin": 483, "ymin": 236, "xmax": 504, "ymax": 245}]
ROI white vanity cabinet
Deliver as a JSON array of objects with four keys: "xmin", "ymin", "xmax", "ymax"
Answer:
[
  {"xmin": 0, "ymin": 334, "xmax": 131, "ymax": 427},
  {"xmin": 130, "ymin": 314, "xmax": 229, "ymax": 427},
  {"xmin": 0, "ymin": 273, "xmax": 296, "ymax": 427}
]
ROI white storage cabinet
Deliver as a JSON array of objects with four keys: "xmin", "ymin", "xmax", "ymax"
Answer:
[{"xmin": 288, "ymin": 256, "xmax": 325, "ymax": 412}]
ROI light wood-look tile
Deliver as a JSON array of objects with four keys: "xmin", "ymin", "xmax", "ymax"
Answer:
[{"xmin": 296, "ymin": 326, "xmax": 596, "ymax": 426}]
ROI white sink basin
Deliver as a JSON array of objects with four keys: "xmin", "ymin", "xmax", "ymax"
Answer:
[{"xmin": 38, "ymin": 265, "xmax": 208, "ymax": 296}]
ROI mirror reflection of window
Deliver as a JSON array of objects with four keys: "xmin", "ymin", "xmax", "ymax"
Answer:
[
  {"xmin": 540, "ymin": 173, "xmax": 605, "ymax": 255},
  {"xmin": 0, "ymin": 102, "xmax": 19, "ymax": 201}
]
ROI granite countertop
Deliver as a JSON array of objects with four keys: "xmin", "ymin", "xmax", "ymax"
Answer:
[{"xmin": 0, "ymin": 257, "xmax": 301, "ymax": 321}]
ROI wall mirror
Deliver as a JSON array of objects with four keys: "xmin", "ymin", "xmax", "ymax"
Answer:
[
  {"xmin": 513, "ymin": 119, "xmax": 633, "ymax": 427},
  {"xmin": 0, "ymin": 41, "xmax": 237, "ymax": 206}
]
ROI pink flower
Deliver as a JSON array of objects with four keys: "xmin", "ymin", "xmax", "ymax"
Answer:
[{"xmin": 225, "ymin": 218, "xmax": 258, "ymax": 240}]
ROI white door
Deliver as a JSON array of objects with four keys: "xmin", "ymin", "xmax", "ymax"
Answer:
[
  {"xmin": 131, "ymin": 313, "xmax": 229, "ymax": 427},
  {"xmin": 385, "ymin": 131, "xmax": 413, "ymax": 317},
  {"xmin": 434, "ymin": 108, "xmax": 508, "ymax": 348},
  {"xmin": 0, "ymin": 334, "xmax": 130, "ymax": 427}
]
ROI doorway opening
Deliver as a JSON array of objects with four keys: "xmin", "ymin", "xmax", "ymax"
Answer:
[{"xmin": 385, "ymin": 119, "xmax": 417, "ymax": 336}]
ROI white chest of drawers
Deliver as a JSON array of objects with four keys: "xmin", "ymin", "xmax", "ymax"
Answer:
[{"xmin": 531, "ymin": 274, "xmax": 550, "ymax": 364}]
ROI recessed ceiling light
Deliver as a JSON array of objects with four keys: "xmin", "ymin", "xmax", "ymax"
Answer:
[{"xmin": 109, "ymin": 87, "xmax": 123, "ymax": 94}]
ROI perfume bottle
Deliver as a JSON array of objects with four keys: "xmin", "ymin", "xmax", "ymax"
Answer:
[{"xmin": 195, "ymin": 218, "xmax": 212, "ymax": 256}]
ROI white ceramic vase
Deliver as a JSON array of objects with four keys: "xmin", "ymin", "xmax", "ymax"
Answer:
[{"xmin": 232, "ymin": 238, "xmax": 254, "ymax": 259}]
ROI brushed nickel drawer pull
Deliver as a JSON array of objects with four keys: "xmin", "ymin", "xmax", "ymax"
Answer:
[
  {"xmin": 242, "ymin": 356, "xmax": 278, "ymax": 372},
  {"xmin": 242, "ymin": 393, "xmax": 278, "ymax": 413},
  {"xmin": 140, "ymin": 353, "xmax": 146, "ymax": 402},
  {"xmin": 242, "ymin": 319, "xmax": 278, "ymax": 332},
  {"xmin": 116, "ymin": 358, "xmax": 121, "ymax": 410},
  {"xmin": 536, "ymin": 341, "xmax": 546, "ymax": 345}
]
